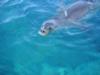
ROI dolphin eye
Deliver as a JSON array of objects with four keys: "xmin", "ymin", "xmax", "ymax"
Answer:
[
  {"xmin": 48, "ymin": 27, "xmax": 53, "ymax": 30},
  {"xmin": 41, "ymin": 30, "xmax": 45, "ymax": 33}
]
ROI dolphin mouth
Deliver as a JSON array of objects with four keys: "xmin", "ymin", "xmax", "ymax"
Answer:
[{"xmin": 38, "ymin": 31, "xmax": 48, "ymax": 36}]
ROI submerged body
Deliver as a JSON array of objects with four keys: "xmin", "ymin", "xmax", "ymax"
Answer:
[
  {"xmin": 38, "ymin": 0, "xmax": 94, "ymax": 36},
  {"xmin": 64, "ymin": 1, "xmax": 93, "ymax": 20}
]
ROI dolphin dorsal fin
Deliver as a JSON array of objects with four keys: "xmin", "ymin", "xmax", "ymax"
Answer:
[{"xmin": 56, "ymin": 0, "xmax": 69, "ymax": 17}]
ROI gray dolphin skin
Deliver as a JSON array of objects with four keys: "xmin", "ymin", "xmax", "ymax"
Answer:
[{"xmin": 38, "ymin": 0, "xmax": 94, "ymax": 36}]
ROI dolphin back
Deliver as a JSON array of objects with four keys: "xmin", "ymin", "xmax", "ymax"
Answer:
[{"xmin": 81, "ymin": 0, "xmax": 95, "ymax": 2}]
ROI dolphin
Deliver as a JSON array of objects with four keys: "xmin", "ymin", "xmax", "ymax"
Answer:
[{"xmin": 38, "ymin": 0, "xmax": 94, "ymax": 36}]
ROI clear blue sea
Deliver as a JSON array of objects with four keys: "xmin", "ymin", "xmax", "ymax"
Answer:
[{"xmin": 0, "ymin": 0, "xmax": 100, "ymax": 75}]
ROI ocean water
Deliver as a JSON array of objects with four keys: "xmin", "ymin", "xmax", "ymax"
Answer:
[{"xmin": 0, "ymin": 0, "xmax": 100, "ymax": 75}]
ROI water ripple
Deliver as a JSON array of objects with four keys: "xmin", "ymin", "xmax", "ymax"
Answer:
[
  {"xmin": 6, "ymin": 0, "xmax": 24, "ymax": 6},
  {"xmin": 1, "ymin": 14, "xmax": 26, "ymax": 24},
  {"xmin": 23, "ymin": 4, "xmax": 38, "ymax": 11},
  {"xmin": 0, "ymin": 0, "xmax": 9, "ymax": 7}
]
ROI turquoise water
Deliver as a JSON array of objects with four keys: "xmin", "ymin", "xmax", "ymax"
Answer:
[{"xmin": 0, "ymin": 0, "xmax": 100, "ymax": 75}]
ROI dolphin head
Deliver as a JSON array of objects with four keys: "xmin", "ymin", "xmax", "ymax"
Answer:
[{"xmin": 38, "ymin": 19, "xmax": 57, "ymax": 36}]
